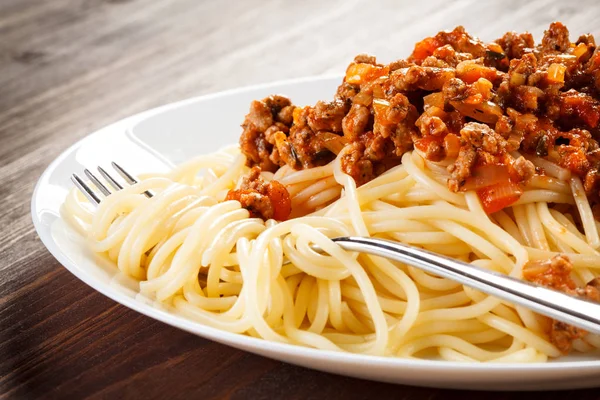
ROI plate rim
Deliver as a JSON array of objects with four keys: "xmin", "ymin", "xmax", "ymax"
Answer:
[{"xmin": 30, "ymin": 75, "xmax": 600, "ymax": 374}]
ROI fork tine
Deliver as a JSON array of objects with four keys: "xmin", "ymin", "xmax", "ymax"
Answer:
[
  {"xmin": 84, "ymin": 169, "xmax": 111, "ymax": 196},
  {"xmin": 98, "ymin": 166, "xmax": 123, "ymax": 191},
  {"xmin": 111, "ymin": 161, "xmax": 138, "ymax": 184},
  {"xmin": 71, "ymin": 174, "xmax": 101, "ymax": 205},
  {"xmin": 111, "ymin": 161, "xmax": 153, "ymax": 198}
]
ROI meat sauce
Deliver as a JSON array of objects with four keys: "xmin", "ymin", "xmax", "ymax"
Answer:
[
  {"xmin": 523, "ymin": 255, "xmax": 600, "ymax": 353},
  {"xmin": 239, "ymin": 22, "xmax": 600, "ymax": 214},
  {"xmin": 234, "ymin": 23, "xmax": 600, "ymax": 353},
  {"xmin": 225, "ymin": 167, "xmax": 291, "ymax": 221}
]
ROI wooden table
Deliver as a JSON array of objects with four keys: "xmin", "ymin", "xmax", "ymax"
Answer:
[{"xmin": 2, "ymin": 0, "xmax": 600, "ymax": 398}]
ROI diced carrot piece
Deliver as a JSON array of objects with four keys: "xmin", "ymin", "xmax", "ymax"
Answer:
[
  {"xmin": 477, "ymin": 182, "xmax": 522, "ymax": 214},
  {"xmin": 345, "ymin": 63, "xmax": 388, "ymax": 85}
]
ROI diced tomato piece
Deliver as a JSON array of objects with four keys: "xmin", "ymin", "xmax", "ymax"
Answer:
[
  {"xmin": 226, "ymin": 180, "xmax": 291, "ymax": 221},
  {"xmin": 413, "ymin": 136, "xmax": 445, "ymax": 161},
  {"xmin": 414, "ymin": 136, "xmax": 444, "ymax": 152},
  {"xmin": 266, "ymin": 180, "xmax": 291, "ymax": 221},
  {"xmin": 557, "ymin": 148, "xmax": 590, "ymax": 176},
  {"xmin": 561, "ymin": 92, "xmax": 600, "ymax": 128},
  {"xmin": 476, "ymin": 182, "xmax": 522, "ymax": 214},
  {"xmin": 224, "ymin": 189, "xmax": 242, "ymax": 202}
]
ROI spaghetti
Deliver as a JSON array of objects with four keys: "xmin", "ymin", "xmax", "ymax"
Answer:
[
  {"xmin": 62, "ymin": 145, "xmax": 600, "ymax": 362},
  {"xmin": 62, "ymin": 22, "xmax": 600, "ymax": 362}
]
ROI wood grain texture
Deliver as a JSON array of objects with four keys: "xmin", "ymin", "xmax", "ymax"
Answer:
[{"xmin": 2, "ymin": 0, "xmax": 600, "ymax": 398}]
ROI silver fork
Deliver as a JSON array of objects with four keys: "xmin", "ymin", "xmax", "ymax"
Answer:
[
  {"xmin": 71, "ymin": 162, "xmax": 151, "ymax": 205},
  {"xmin": 72, "ymin": 164, "xmax": 600, "ymax": 336}
]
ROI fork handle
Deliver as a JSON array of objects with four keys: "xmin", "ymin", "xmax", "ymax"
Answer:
[{"xmin": 333, "ymin": 236, "xmax": 600, "ymax": 335}]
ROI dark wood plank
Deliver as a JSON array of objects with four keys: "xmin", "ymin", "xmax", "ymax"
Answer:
[{"xmin": 2, "ymin": 0, "xmax": 600, "ymax": 398}]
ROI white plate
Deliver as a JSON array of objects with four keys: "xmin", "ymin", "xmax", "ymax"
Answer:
[{"xmin": 31, "ymin": 76, "xmax": 600, "ymax": 391}]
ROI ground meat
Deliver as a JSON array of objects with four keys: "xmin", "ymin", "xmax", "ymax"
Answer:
[
  {"xmin": 288, "ymin": 123, "xmax": 332, "ymax": 169},
  {"xmin": 528, "ymin": 126, "xmax": 596, "ymax": 176},
  {"xmin": 421, "ymin": 56, "xmax": 450, "ymax": 68},
  {"xmin": 342, "ymin": 103, "xmax": 371, "ymax": 141},
  {"xmin": 432, "ymin": 44, "xmax": 473, "ymax": 67},
  {"xmin": 307, "ymin": 100, "xmax": 348, "ymax": 133},
  {"xmin": 514, "ymin": 156, "xmax": 536, "ymax": 181},
  {"xmin": 239, "ymin": 23, "xmax": 600, "ymax": 212},
  {"xmin": 391, "ymin": 112, "xmax": 418, "ymax": 155},
  {"xmin": 508, "ymin": 53, "xmax": 538, "ymax": 85},
  {"xmin": 388, "ymin": 59, "xmax": 412, "ymax": 72},
  {"xmin": 336, "ymin": 82, "xmax": 360, "ymax": 104},
  {"xmin": 439, "ymin": 26, "xmax": 487, "ymax": 57},
  {"xmin": 443, "ymin": 78, "xmax": 468, "ymax": 101},
  {"xmin": 340, "ymin": 142, "xmax": 375, "ymax": 185},
  {"xmin": 231, "ymin": 190, "xmax": 274, "ymax": 220},
  {"xmin": 583, "ymin": 167, "xmax": 600, "ymax": 196},
  {"xmin": 225, "ymin": 167, "xmax": 291, "ymax": 221},
  {"xmin": 239, "ymin": 95, "xmax": 295, "ymax": 172},
  {"xmin": 417, "ymin": 137, "xmax": 445, "ymax": 161},
  {"xmin": 447, "ymin": 145, "xmax": 477, "ymax": 191},
  {"xmin": 559, "ymin": 90, "xmax": 600, "ymax": 129},
  {"xmin": 523, "ymin": 254, "xmax": 575, "ymax": 291},
  {"xmin": 354, "ymin": 53, "xmax": 377, "ymax": 65},
  {"xmin": 373, "ymin": 93, "xmax": 411, "ymax": 139},
  {"xmin": 541, "ymin": 21, "xmax": 570, "ymax": 53},
  {"xmin": 496, "ymin": 31, "xmax": 534, "ymax": 60},
  {"xmin": 264, "ymin": 122, "xmax": 289, "ymax": 144},
  {"xmin": 557, "ymin": 145, "xmax": 590, "ymax": 176},
  {"xmin": 277, "ymin": 105, "xmax": 295, "ymax": 126},
  {"xmin": 459, "ymin": 122, "xmax": 506, "ymax": 153},
  {"xmin": 523, "ymin": 255, "xmax": 600, "ymax": 353},
  {"xmin": 409, "ymin": 26, "xmax": 487, "ymax": 64},
  {"xmin": 364, "ymin": 132, "xmax": 389, "ymax": 161},
  {"xmin": 550, "ymin": 321, "xmax": 586, "ymax": 354},
  {"xmin": 417, "ymin": 114, "xmax": 448, "ymax": 137},
  {"xmin": 392, "ymin": 65, "xmax": 456, "ymax": 91},
  {"xmin": 495, "ymin": 114, "xmax": 513, "ymax": 139}
]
